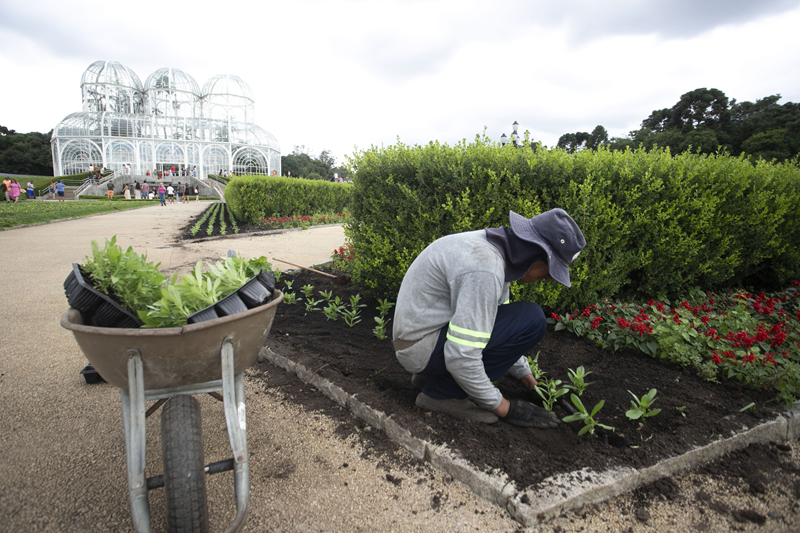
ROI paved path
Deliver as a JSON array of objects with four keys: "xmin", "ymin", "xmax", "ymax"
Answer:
[{"xmin": 0, "ymin": 202, "xmax": 519, "ymax": 532}]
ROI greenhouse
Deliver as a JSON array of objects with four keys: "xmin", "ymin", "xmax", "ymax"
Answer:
[{"xmin": 51, "ymin": 61, "xmax": 281, "ymax": 177}]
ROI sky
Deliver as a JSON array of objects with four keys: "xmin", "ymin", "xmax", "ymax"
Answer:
[{"xmin": 2, "ymin": 0, "xmax": 800, "ymax": 168}]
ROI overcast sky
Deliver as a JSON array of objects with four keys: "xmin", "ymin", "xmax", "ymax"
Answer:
[{"xmin": 2, "ymin": 0, "xmax": 800, "ymax": 167}]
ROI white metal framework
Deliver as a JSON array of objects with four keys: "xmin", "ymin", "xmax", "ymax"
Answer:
[{"xmin": 52, "ymin": 61, "xmax": 280, "ymax": 177}]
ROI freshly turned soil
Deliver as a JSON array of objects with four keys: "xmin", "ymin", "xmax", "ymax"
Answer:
[{"xmin": 255, "ymin": 269, "xmax": 778, "ymax": 490}]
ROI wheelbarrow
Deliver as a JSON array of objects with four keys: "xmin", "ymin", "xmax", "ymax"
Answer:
[{"xmin": 61, "ymin": 290, "xmax": 283, "ymax": 533}]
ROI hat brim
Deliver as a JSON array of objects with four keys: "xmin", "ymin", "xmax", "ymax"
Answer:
[{"xmin": 509, "ymin": 210, "xmax": 572, "ymax": 288}]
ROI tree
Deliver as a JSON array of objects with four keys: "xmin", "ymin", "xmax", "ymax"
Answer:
[
  {"xmin": 557, "ymin": 125, "xmax": 608, "ymax": 153},
  {"xmin": 0, "ymin": 126, "xmax": 54, "ymax": 175},
  {"xmin": 614, "ymin": 88, "xmax": 800, "ymax": 162},
  {"xmin": 281, "ymin": 145, "xmax": 338, "ymax": 180}
]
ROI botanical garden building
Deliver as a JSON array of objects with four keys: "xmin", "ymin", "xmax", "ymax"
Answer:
[{"xmin": 51, "ymin": 60, "xmax": 281, "ymax": 177}]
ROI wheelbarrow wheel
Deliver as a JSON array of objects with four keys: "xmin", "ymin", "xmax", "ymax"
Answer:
[{"xmin": 161, "ymin": 395, "xmax": 209, "ymax": 533}]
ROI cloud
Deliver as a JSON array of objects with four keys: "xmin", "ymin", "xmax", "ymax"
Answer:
[{"xmin": 521, "ymin": 0, "xmax": 800, "ymax": 44}]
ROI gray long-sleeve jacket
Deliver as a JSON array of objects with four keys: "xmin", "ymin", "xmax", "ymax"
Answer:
[{"xmin": 392, "ymin": 230, "xmax": 532, "ymax": 410}]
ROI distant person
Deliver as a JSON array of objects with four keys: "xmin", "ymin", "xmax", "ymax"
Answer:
[
  {"xmin": 56, "ymin": 180, "xmax": 65, "ymax": 202},
  {"xmin": 141, "ymin": 181, "xmax": 149, "ymax": 198},
  {"xmin": 2, "ymin": 176, "xmax": 10, "ymax": 202},
  {"xmin": 194, "ymin": 185, "xmax": 199, "ymax": 202},
  {"xmin": 9, "ymin": 179, "xmax": 21, "ymax": 203},
  {"xmin": 49, "ymin": 181, "xmax": 56, "ymax": 199},
  {"xmin": 166, "ymin": 184, "xmax": 174, "ymax": 204},
  {"xmin": 26, "ymin": 181, "xmax": 34, "ymax": 199},
  {"xmin": 123, "ymin": 184, "xmax": 130, "ymax": 200},
  {"xmin": 107, "ymin": 181, "xmax": 114, "ymax": 200},
  {"xmin": 158, "ymin": 184, "xmax": 166, "ymax": 206},
  {"xmin": 175, "ymin": 182, "xmax": 182, "ymax": 203}
]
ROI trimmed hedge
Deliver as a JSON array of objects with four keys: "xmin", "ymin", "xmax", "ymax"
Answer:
[
  {"xmin": 345, "ymin": 137, "xmax": 800, "ymax": 311},
  {"xmin": 225, "ymin": 175, "xmax": 352, "ymax": 225}
]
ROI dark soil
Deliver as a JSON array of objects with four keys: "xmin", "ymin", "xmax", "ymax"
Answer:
[
  {"xmin": 178, "ymin": 204, "xmax": 270, "ymax": 240},
  {"xmin": 252, "ymin": 268, "xmax": 781, "ymax": 491}
]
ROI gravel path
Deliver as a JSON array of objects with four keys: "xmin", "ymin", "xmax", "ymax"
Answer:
[{"xmin": 0, "ymin": 202, "xmax": 797, "ymax": 532}]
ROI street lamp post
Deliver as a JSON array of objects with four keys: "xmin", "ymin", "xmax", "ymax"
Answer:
[
  {"xmin": 501, "ymin": 121, "xmax": 522, "ymax": 147},
  {"xmin": 511, "ymin": 121, "xmax": 520, "ymax": 147}
]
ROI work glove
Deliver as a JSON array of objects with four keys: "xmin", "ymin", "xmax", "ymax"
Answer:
[{"xmin": 502, "ymin": 399, "xmax": 559, "ymax": 429}]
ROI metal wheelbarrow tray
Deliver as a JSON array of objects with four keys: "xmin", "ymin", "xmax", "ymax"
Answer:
[{"xmin": 61, "ymin": 290, "xmax": 283, "ymax": 533}]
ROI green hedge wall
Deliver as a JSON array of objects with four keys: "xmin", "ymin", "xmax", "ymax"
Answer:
[
  {"xmin": 225, "ymin": 175, "xmax": 352, "ymax": 225},
  {"xmin": 345, "ymin": 137, "xmax": 800, "ymax": 311}
]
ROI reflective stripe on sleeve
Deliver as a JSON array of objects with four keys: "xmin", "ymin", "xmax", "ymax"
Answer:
[{"xmin": 446, "ymin": 322, "xmax": 490, "ymax": 349}]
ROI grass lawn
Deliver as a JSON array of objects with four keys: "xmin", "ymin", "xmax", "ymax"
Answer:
[{"xmin": 0, "ymin": 199, "xmax": 161, "ymax": 229}]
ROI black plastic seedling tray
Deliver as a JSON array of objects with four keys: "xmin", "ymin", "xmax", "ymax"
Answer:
[
  {"xmin": 65, "ymin": 263, "xmax": 278, "ymax": 327},
  {"xmin": 80, "ymin": 364, "xmax": 106, "ymax": 384},
  {"xmin": 186, "ymin": 269, "xmax": 276, "ymax": 324},
  {"xmin": 64, "ymin": 264, "xmax": 142, "ymax": 328}
]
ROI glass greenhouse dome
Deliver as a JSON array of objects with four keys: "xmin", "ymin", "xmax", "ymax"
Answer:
[{"xmin": 52, "ymin": 60, "xmax": 281, "ymax": 177}]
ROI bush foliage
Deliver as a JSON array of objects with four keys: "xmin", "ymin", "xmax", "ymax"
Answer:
[
  {"xmin": 345, "ymin": 136, "xmax": 800, "ymax": 311},
  {"xmin": 225, "ymin": 175, "xmax": 352, "ymax": 225}
]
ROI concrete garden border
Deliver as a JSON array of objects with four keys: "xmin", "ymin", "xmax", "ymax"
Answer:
[{"xmin": 260, "ymin": 347, "xmax": 800, "ymax": 527}]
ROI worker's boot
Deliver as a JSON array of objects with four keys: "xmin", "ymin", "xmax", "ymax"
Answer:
[
  {"xmin": 415, "ymin": 393, "xmax": 499, "ymax": 424},
  {"xmin": 410, "ymin": 373, "xmax": 430, "ymax": 391}
]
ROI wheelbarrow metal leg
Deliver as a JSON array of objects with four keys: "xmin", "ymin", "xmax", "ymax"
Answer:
[
  {"xmin": 121, "ymin": 350, "xmax": 151, "ymax": 533},
  {"xmin": 221, "ymin": 338, "xmax": 249, "ymax": 533}
]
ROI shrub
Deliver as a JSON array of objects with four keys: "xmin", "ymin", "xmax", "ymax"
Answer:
[
  {"xmin": 345, "ymin": 136, "xmax": 800, "ymax": 310},
  {"xmin": 225, "ymin": 175, "xmax": 351, "ymax": 225}
]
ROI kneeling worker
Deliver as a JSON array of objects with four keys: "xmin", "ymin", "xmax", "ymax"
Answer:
[{"xmin": 393, "ymin": 208, "xmax": 586, "ymax": 427}]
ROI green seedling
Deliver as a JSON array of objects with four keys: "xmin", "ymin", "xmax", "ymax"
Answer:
[
  {"xmin": 323, "ymin": 302, "xmax": 341, "ymax": 321},
  {"xmin": 626, "ymin": 389, "xmax": 661, "ymax": 422},
  {"xmin": 283, "ymin": 279, "xmax": 294, "ymax": 291},
  {"xmin": 525, "ymin": 352, "xmax": 547, "ymax": 382},
  {"xmin": 373, "ymin": 316, "xmax": 390, "ymax": 340},
  {"xmin": 376, "ymin": 298, "xmax": 395, "ymax": 317},
  {"xmin": 319, "ymin": 289, "xmax": 333, "ymax": 303},
  {"xmin": 283, "ymin": 292, "xmax": 298, "ymax": 305},
  {"xmin": 676, "ymin": 405, "xmax": 687, "ymax": 417},
  {"xmin": 534, "ymin": 377, "xmax": 569, "ymax": 412},
  {"xmin": 565, "ymin": 366, "xmax": 593, "ymax": 396},
  {"xmin": 304, "ymin": 297, "xmax": 322, "ymax": 314},
  {"xmin": 273, "ymin": 268, "xmax": 282, "ymax": 282},
  {"xmin": 349, "ymin": 294, "xmax": 366, "ymax": 311},
  {"xmin": 341, "ymin": 307, "xmax": 362, "ymax": 327},
  {"xmin": 562, "ymin": 393, "xmax": 615, "ymax": 436},
  {"xmin": 301, "ymin": 284, "xmax": 315, "ymax": 299}
]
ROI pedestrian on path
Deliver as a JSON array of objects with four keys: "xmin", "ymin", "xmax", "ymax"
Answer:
[
  {"xmin": 158, "ymin": 184, "xmax": 166, "ymax": 206},
  {"xmin": 2, "ymin": 176, "xmax": 10, "ymax": 202},
  {"xmin": 56, "ymin": 180, "xmax": 65, "ymax": 202},
  {"xmin": 9, "ymin": 179, "xmax": 21, "ymax": 203},
  {"xmin": 26, "ymin": 181, "xmax": 34, "ymax": 199},
  {"xmin": 49, "ymin": 181, "xmax": 56, "ymax": 200}
]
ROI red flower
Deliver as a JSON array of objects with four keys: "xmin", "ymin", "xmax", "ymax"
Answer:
[{"xmin": 711, "ymin": 352, "xmax": 722, "ymax": 364}]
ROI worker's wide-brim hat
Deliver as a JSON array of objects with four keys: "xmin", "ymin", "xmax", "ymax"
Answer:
[{"xmin": 508, "ymin": 208, "xmax": 586, "ymax": 287}]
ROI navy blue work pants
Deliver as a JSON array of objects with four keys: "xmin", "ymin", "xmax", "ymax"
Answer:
[{"xmin": 419, "ymin": 302, "xmax": 547, "ymax": 400}]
